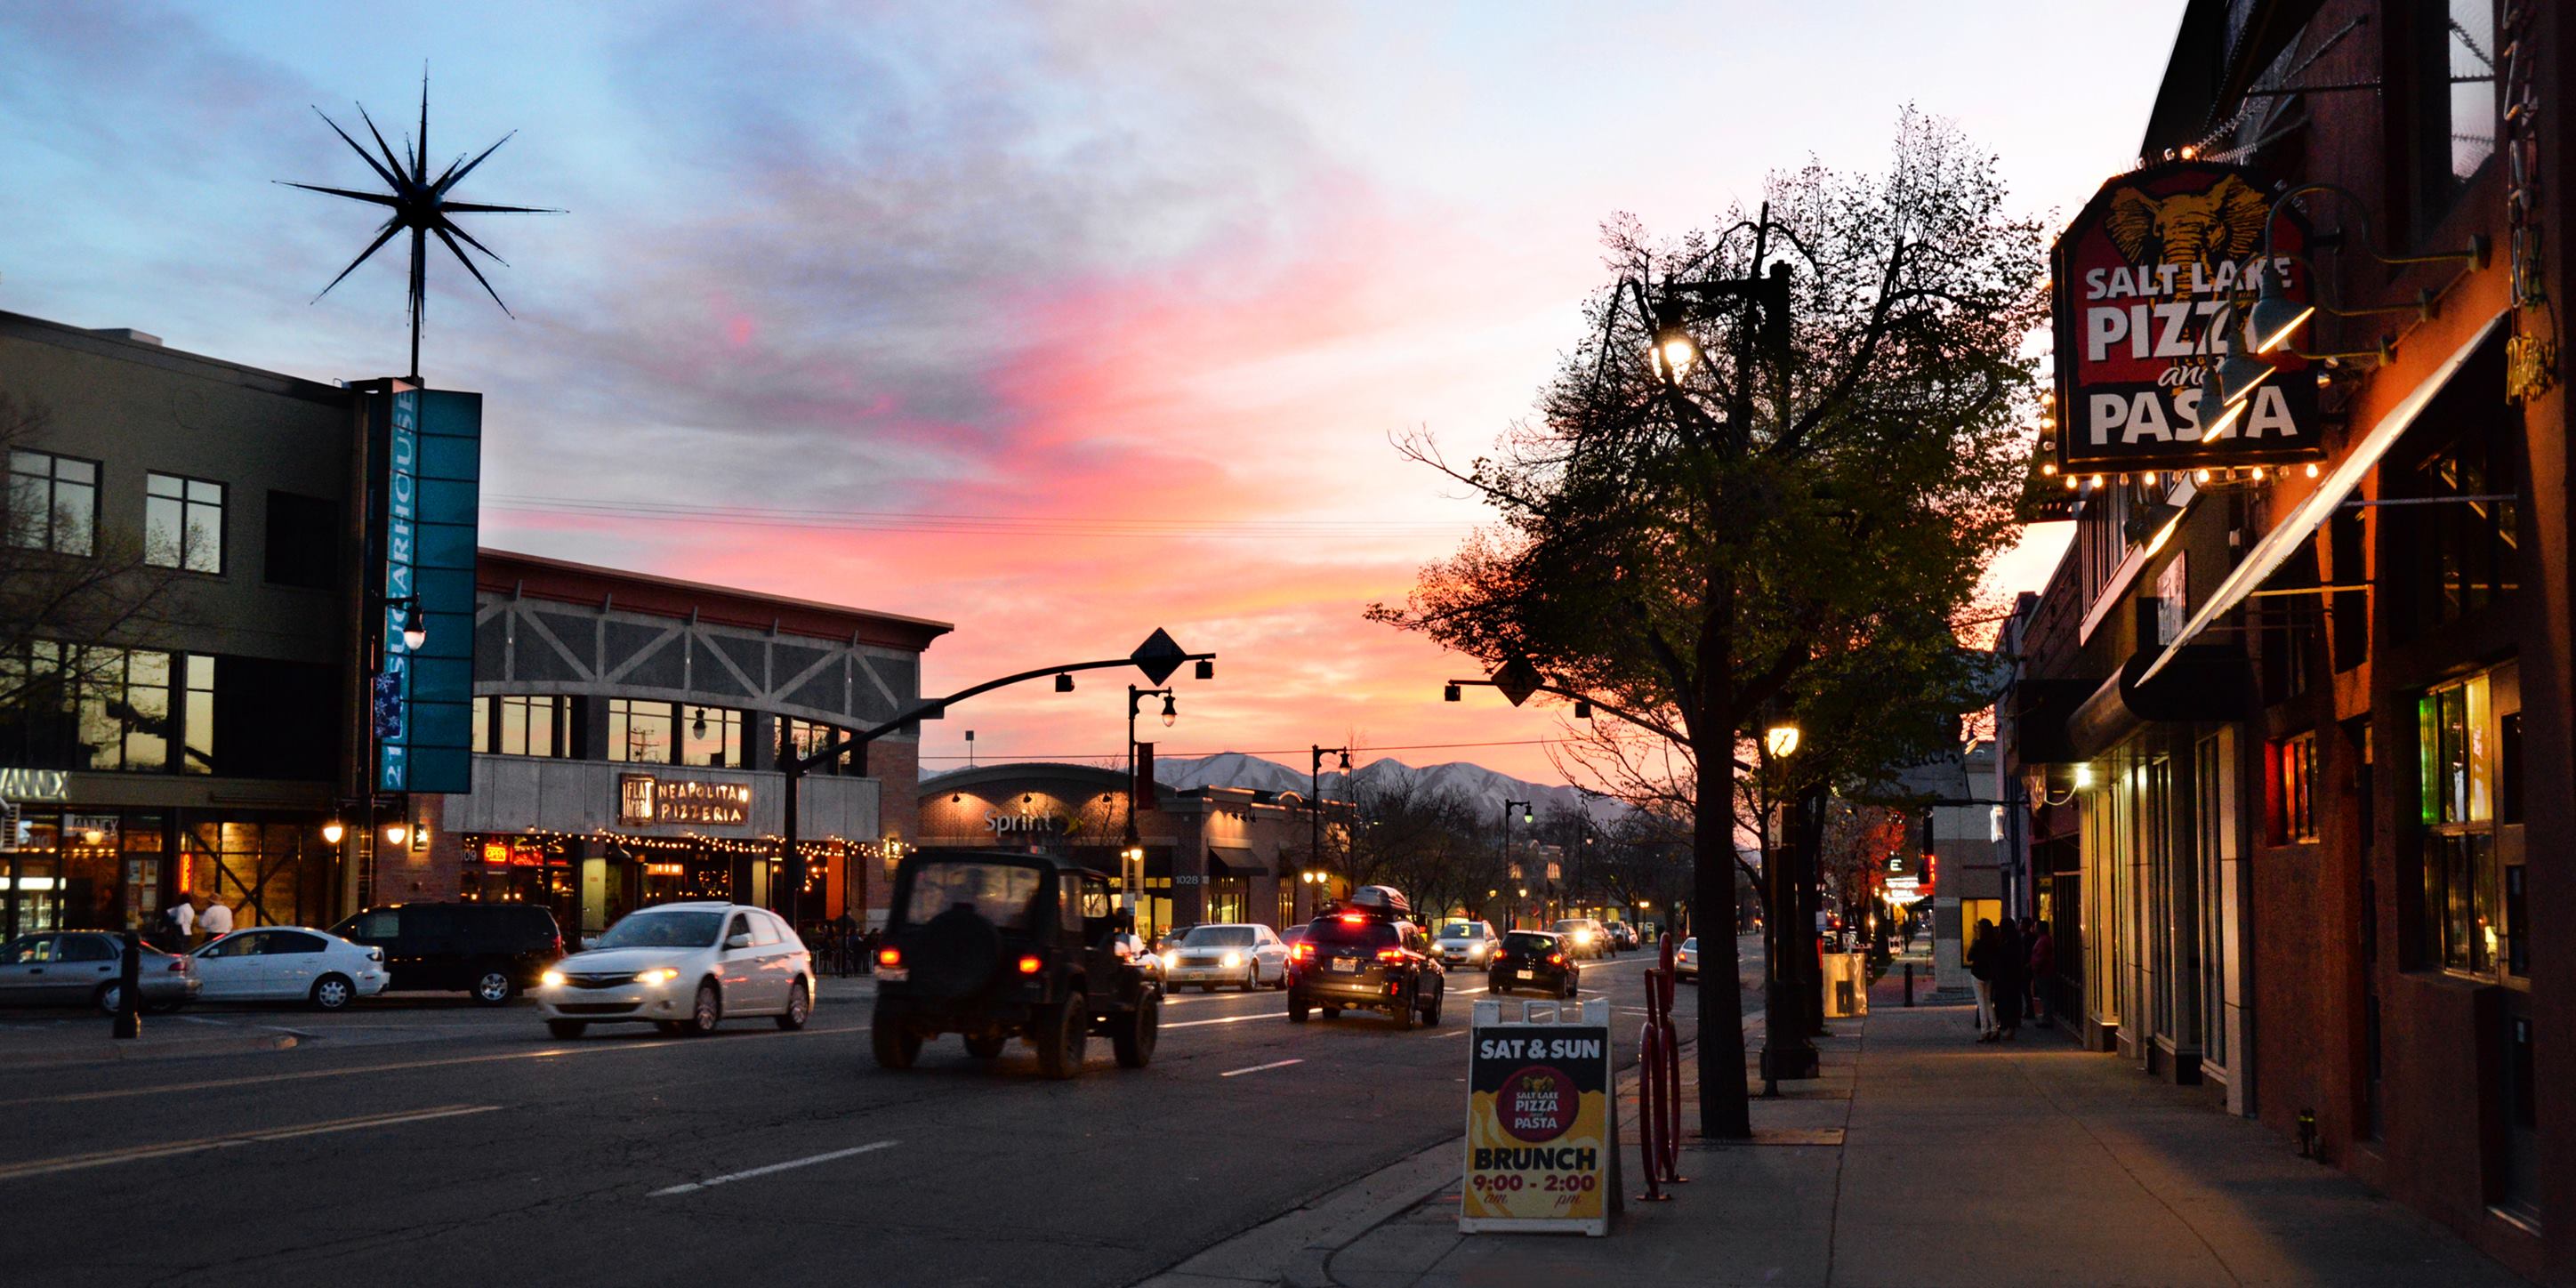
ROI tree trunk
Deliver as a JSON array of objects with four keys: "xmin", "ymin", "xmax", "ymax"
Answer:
[{"xmin": 1693, "ymin": 567, "xmax": 1752, "ymax": 1138}]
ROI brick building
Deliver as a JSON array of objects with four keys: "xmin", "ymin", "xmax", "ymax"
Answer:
[{"xmin": 1999, "ymin": 2, "xmax": 2572, "ymax": 1275}]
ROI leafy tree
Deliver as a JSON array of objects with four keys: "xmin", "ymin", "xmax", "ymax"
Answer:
[{"xmin": 1369, "ymin": 111, "xmax": 2041, "ymax": 1138}]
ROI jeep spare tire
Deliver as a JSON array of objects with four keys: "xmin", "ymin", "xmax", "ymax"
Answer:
[{"xmin": 907, "ymin": 906, "xmax": 1004, "ymax": 1001}]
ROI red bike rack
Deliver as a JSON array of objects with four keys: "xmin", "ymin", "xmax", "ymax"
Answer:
[{"xmin": 1635, "ymin": 932, "xmax": 1686, "ymax": 1199}]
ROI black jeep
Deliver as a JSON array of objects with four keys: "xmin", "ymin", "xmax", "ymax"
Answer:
[{"xmin": 871, "ymin": 849, "xmax": 1161, "ymax": 1079}]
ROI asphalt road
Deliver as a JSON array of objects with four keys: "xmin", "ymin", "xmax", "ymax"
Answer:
[{"xmin": 3, "ymin": 937, "xmax": 1763, "ymax": 1288}]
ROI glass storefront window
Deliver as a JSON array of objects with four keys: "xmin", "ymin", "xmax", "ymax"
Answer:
[
  {"xmin": 2418, "ymin": 670, "xmax": 2508, "ymax": 975},
  {"xmin": 608, "ymin": 699, "xmax": 674, "ymax": 764}
]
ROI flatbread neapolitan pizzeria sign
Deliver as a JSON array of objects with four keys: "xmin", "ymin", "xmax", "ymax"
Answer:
[{"xmin": 2052, "ymin": 161, "xmax": 2323, "ymax": 472}]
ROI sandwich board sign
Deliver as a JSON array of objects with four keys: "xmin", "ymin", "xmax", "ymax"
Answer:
[{"xmin": 1461, "ymin": 996, "xmax": 1620, "ymax": 1236}]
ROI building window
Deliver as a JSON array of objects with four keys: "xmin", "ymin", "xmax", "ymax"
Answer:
[
  {"xmin": 680, "ymin": 705, "xmax": 744, "ymax": 768},
  {"xmin": 607, "ymin": 699, "xmax": 673, "ymax": 765},
  {"xmin": 8, "ymin": 450, "xmax": 97, "ymax": 556},
  {"xmin": 262, "ymin": 491, "xmax": 340, "ymax": 590},
  {"xmin": 471, "ymin": 696, "xmax": 489, "ymax": 753},
  {"xmin": 180, "ymin": 655, "xmax": 213, "ymax": 775},
  {"xmin": 2415, "ymin": 0, "xmax": 2499, "ymax": 225},
  {"xmin": 785, "ymin": 718, "xmax": 848, "ymax": 775},
  {"xmin": 2268, "ymin": 731, "xmax": 2318, "ymax": 845},
  {"xmin": 0, "ymin": 642, "xmax": 178, "ymax": 773},
  {"xmin": 144, "ymin": 472, "xmax": 224, "ymax": 574},
  {"xmin": 494, "ymin": 695, "xmax": 573, "ymax": 758},
  {"xmin": 2417, "ymin": 671, "xmax": 2499, "ymax": 973}
]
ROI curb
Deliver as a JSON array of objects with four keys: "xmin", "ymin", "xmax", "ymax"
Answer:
[{"xmin": 0, "ymin": 1031, "xmax": 300, "ymax": 1070}]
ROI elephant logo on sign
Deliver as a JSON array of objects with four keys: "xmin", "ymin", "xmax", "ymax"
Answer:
[{"xmin": 2102, "ymin": 173, "xmax": 2269, "ymax": 280}]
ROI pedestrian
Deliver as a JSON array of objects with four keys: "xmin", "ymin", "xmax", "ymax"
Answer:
[
  {"xmin": 2025, "ymin": 917, "xmax": 2056, "ymax": 1029},
  {"xmin": 162, "ymin": 898, "xmax": 194, "ymax": 950},
  {"xmin": 1966, "ymin": 918, "xmax": 1998, "ymax": 1041},
  {"xmin": 833, "ymin": 911, "xmax": 857, "ymax": 978},
  {"xmin": 199, "ymin": 898, "xmax": 235, "ymax": 942},
  {"xmin": 1992, "ymin": 916, "xmax": 2025, "ymax": 1041}
]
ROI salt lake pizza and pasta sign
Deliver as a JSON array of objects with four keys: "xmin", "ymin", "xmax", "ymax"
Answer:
[{"xmin": 2052, "ymin": 161, "xmax": 2323, "ymax": 473}]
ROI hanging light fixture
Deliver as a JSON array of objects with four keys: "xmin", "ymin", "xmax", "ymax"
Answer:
[{"xmin": 1160, "ymin": 693, "xmax": 1178, "ymax": 728}]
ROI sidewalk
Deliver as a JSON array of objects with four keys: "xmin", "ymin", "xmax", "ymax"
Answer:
[
  {"xmin": 1158, "ymin": 962, "xmax": 2529, "ymax": 1288},
  {"xmin": 0, "ymin": 1012, "xmax": 302, "ymax": 1069}
]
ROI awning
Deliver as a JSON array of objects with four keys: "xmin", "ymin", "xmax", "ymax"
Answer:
[
  {"xmin": 2067, "ymin": 646, "xmax": 2254, "ymax": 760},
  {"xmin": 2139, "ymin": 309, "xmax": 2509, "ymax": 685},
  {"xmin": 1206, "ymin": 847, "xmax": 1266, "ymax": 877}
]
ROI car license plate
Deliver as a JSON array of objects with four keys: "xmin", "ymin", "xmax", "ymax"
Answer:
[
  {"xmin": 1518, "ymin": 970, "xmax": 1536, "ymax": 980},
  {"xmin": 1331, "ymin": 959, "xmax": 1356, "ymax": 973}
]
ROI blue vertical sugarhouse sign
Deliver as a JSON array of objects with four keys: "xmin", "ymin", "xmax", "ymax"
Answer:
[{"xmin": 369, "ymin": 385, "xmax": 481, "ymax": 794}]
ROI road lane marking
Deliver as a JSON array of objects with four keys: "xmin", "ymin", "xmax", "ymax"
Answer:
[
  {"xmin": 1219, "ymin": 1059, "xmax": 1302, "ymax": 1078},
  {"xmin": 651, "ymin": 1139, "xmax": 898, "ymax": 1197},
  {"xmin": 0, "ymin": 1104, "xmax": 502, "ymax": 1182},
  {"xmin": 1163, "ymin": 1012, "xmax": 1277, "ymax": 1030},
  {"xmin": 0, "ymin": 1024, "xmax": 871, "ymax": 1108}
]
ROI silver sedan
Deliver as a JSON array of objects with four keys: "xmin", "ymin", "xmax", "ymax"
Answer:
[{"xmin": 0, "ymin": 932, "xmax": 200, "ymax": 1011}]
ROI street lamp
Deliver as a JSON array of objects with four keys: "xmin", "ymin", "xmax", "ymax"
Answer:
[
  {"xmin": 1757, "ymin": 713, "xmax": 1818, "ymax": 1088},
  {"xmin": 382, "ymin": 822, "xmax": 409, "ymax": 848},
  {"xmin": 322, "ymin": 820, "xmax": 346, "ymax": 845}
]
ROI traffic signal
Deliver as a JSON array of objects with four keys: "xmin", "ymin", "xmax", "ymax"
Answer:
[{"xmin": 1920, "ymin": 810, "xmax": 1936, "ymax": 858}]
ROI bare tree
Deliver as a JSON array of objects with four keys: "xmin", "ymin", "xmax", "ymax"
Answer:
[{"xmin": 0, "ymin": 389, "xmax": 199, "ymax": 755}]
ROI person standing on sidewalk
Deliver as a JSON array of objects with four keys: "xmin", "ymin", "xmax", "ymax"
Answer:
[
  {"xmin": 165, "ymin": 898, "xmax": 195, "ymax": 950},
  {"xmin": 1967, "ymin": 918, "xmax": 1998, "ymax": 1041},
  {"xmin": 2025, "ymin": 918, "xmax": 2054, "ymax": 1028},
  {"xmin": 199, "ymin": 898, "xmax": 234, "ymax": 942},
  {"xmin": 1992, "ymin": 917, "xmax": 2025, "ymax": 1041}
]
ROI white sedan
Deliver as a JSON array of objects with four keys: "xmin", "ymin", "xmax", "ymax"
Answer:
[
  {"xmin": 191, "ymin": 928, "xmax": 389, "ymax": 1010},
  {"xmin": 535, "ymin": 903, "xmax": 815, "ymax": 1038},
  {"xmin": 1675, "ymin": 937, "xmax": 1699, "ymax": 981},
  {"xmin": 1160, "ymin": 923, "xmax": 1288, "ymax": 991}
]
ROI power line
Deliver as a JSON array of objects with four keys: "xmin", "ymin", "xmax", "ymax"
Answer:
[
  {"xmin": 481, "ymin": 495, "xmax": 1474, "ymax": 542},
  {"xmin": 917, "ymin": 737, "xmax": 1576, "ymax": 761}
]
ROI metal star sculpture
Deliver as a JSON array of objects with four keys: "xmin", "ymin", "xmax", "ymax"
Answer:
[{"xmin": 280, "ymin": 73, "xmax": 561, "ymax": 382}]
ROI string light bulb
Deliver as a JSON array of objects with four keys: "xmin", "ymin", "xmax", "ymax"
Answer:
[
  {"xmin": 2041, "ymin": 463, "xmax": 2057, "ymax": 477},
  {"xmin": 2194, "ymin": 469, "xmax": 2210, "ymax": 484},
  {"xmin": 2303, "ymin": 463, "xmax": 2321, "ymax": 479}
]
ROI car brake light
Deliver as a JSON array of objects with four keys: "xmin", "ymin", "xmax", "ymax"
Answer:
[
  {"xmin": 1339, "ymin": 913, "xmax": 1366, "ymax": 925},
  {"xmin": 1376, "ymin": 948, "xmax": 1405, "ymax": 962},
  {"xmin": 1018, "ymin": 954, "xmax": 1042, "ymax": 974},
  {"xmin": 878, "ymin": 946, "xmax": 902, "ymax": 967},
  {"xmin": 1549, "ymin": 952, "xmax": 1566, "ymax": 965},
  {"xmin": 1289, "ymin": 943, "xmax": 1314, "ymax": 962},
  {"xmin": 166, "ymin": 958, "xmax": 188, "ymax": 973}
]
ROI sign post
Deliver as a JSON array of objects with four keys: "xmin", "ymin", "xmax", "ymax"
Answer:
[{"xmin": 1461, "ymin": 996, "xmax": 1620, "ymax": 1236}]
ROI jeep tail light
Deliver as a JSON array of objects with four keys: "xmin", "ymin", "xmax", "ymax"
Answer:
[
  {"xmin": 1018, "ymin": 954, "xmax": 1042, "ymax": 974},
  {"xmin": 878, "ymin": 946, "xmax": 902, "ymax": 968},
  {"xmin": 1376, "ymin": 948, "xmax": 1406, "ymax": 962}
]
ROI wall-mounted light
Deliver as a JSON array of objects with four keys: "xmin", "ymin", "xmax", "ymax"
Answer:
[
  {"xmin": 322, "ymin": 820, "xmax": 346, "ymax": 844},
  {"xmin": 383, "ymin": 823, "xmax": 410, "ymax": 847},
  {"xmin": 691, "ymin": 708, "xmax": 708, "ymax": 737},
  {"xmin": 2073, "ymin": 764, "xmax": 2094, "ymax": 791}
]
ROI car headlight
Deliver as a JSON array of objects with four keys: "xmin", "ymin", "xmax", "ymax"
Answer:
[
  {"xmin": 1469, "ymin": 944, "xmax": 1485, "ymax": 959},
  {"xmin": 1220, "ymin": 951, "xmax": 1241, "ymax": 968},
  {"xmin": 541, "ymin": 970, "xmax": 565, "ymax": 988},
  {"xmin": 636, "ymin": 967, "xmax": 680, "ymax": 986},
  {"xmin": 1574, "ymin": 930, "xmax": 1591, "ymax": 945},
  {"xmin": 1160, "ymin": 951, "xmax": 1176, "ymax": 969}
]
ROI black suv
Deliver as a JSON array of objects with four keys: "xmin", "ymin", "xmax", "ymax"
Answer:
[
  {"xmin": 872, "ymin": 849, "xmax": 1161, "ymax": 1079},
  {"xmin": 1285, "ymin": 888, "xmax": 1445, "ymax": 1028},
  {"xmin": 329, "ymin": 902, "xmax": 564, "ymax": 1004}
]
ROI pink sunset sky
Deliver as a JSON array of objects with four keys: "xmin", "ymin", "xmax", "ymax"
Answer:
[{"xmin": 0, "ymin": 3, "xmax": 2183, "ymax": 784}]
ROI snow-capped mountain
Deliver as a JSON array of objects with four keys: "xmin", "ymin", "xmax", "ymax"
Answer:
[{"xmin": 1147, "ymin": 753, "xmax": 1617, "ymax": 823}]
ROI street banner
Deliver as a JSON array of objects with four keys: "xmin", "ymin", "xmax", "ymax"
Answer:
[{"xmin": 1461, "ymin": 997, "xmax": 1618, "ymax": 1236}]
